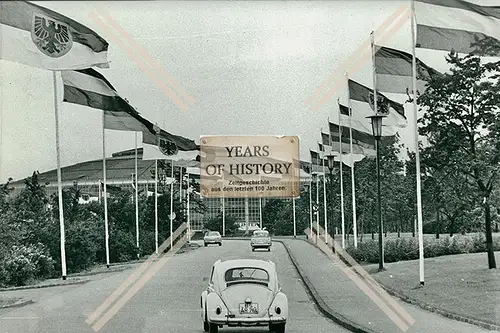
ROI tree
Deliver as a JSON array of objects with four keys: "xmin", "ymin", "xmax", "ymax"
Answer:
[
  {"xmin": 204, "ymin": 214, "xmax": 239, "ymax": 235},
  {"xmin": 419, "ymin": 52, "xmax": 500, "ymax": 269}
]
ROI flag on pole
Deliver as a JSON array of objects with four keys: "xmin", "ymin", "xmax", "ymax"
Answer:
[
  {"xmin": 374, "ymin": 45, "xmax": 441, "ymax": 94},
  {"xmin": 1, "ymin": 1, "xmax": 109, "ymax": 69},
  {"xmin": 320, "ymin": 133, "xmax": 365, "ymax": 168},
  {"xmin": 61, "ymin": 68, "xmax": 150, "ymax": 132},
  {"xmin": 338, "ymin": 102, "xmax": 397, "ymax": 137},
  {"xmin": 310, "ymin": 150, "xmax": 327, "ymax": 173},
  {"xmin": 348, "ymin": 79, "xmax": 407, "ymax": 128},
  {"xmin": 415, "ymin": 0, "xmax": 500, "ymax": 56},
  {"xmin": 329, "ymin": 121, "xmax": 395, "ymax": 158},
  {"xmin": 61, "ymin": 68, "xmax": 199, "ymax": 162},
  {"xmin": 142, "ymin": 127, "xmax": 198, "ymax": 162},
  {"xmin": 321, "ymin": 132, "xmax": 357, "ymax": 154}
]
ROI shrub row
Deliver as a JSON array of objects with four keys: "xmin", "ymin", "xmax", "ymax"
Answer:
[
  {"xmin": 346, "ymin": 233, "xmax": 500, "ymax": 264},
  {"xmin": 0, "ymin": 243, "xmax": 55, "ymax": 287}
]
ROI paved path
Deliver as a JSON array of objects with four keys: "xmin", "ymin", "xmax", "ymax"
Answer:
[
  {"xmin": 280, "ymin": 238, "xmax": 500, "ymax": 333},
  {"xmin": 0, "ymin": 240, "xmax": 351, "ymax": 333}
]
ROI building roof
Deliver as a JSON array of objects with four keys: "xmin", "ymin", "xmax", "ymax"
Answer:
[{"xmin": 7, "ymin": 148, "xmax": 198, "ymax": 188}]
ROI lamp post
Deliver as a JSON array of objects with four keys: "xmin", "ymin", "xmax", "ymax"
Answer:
[
  {"xmin": 311, "ymin": 172, "xmax": 319, "ymax": 243},
  {"xmin": 367, "ymin": 114, "xmax": 386, "ymax": 271},
  {"xmin": 327, "ymin": 154, "xmax": 336, "ymax": 252},
  {"xmin": 305, "ymin": 182, "xmax": 312, "ymax": 240}
]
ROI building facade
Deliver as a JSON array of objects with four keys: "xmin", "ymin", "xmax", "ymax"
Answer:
[{"xmin": 7, "ymin": 148, "xmax": 312, "ymax": 232}]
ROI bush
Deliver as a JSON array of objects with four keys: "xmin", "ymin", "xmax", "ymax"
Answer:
[
  {"xmin": 65, "ymin": 217, "xmax": 102, "ymax": 273},
  {"xmin": 347, "ymin": 233, "xmax": 500, "ymax": 264},
  {"xmin": 110, "ymin": 229, "xmax": 138, "ymax": 263},
  {"xmin": 0, "ymin": 243, "xmax": 55, "ymax": 287}
]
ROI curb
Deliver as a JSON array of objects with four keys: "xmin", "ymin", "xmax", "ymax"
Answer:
[
  {"xmin": 275, "ymin": 239, "xmax": 375, "ymax": 333},
  {"xmin": 68, "ymin": 266, "xmax": 133, "ymax": 278},
  {"xmin": 305, "ymin": 236, "xmax": 500, "ymax": 332},
  {"xmin": 0, "ymin": 278, "xmax": 90, "ymax": 292},
  {"xmin": 0, "ymin": 298, "xmax": 35, "ymax": 309}
]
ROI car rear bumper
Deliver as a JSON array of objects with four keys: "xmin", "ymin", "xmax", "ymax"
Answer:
[
  {"xmin": 204, "ymin": 240, "xmax": 221, "ymax": 243},
  {"xmin": 209, "ymin": 316, "xmax": 286, "ymax": 326},
  {"xmin": 251, "ymin": 244, "xmax": 271, "ymax": 247}
]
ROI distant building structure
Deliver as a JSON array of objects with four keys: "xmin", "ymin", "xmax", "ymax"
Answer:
[{"xmin": 7, "ymin": 149, "xmax": 314, "ymax": 231}]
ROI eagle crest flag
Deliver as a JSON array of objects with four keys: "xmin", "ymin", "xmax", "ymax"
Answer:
[{"xmin": 1, "ymin": 1, "xmax": 109, "ymax": 69}]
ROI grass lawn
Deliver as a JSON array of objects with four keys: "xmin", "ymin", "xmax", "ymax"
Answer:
[{"xmin": 364, "ymin": 251, "xmax": 500, "ymax": 326}]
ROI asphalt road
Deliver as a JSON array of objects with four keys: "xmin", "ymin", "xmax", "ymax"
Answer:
[{"xmin": 0, "ymin": 240, "xmax": 351, "ymax": 333}]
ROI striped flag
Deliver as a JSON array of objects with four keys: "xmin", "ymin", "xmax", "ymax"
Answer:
[
  {"xmin": 61, "ymin": 69, "xmax": 148, "ymax": 132},
  {"xmin": 310, "ymin": 150, "xmax": 326, "ymax": 167},
  {"xmin": 415, "ymin": 0, "xmax": 500, "ymax": 56},
  {"xmin": 60, "ymin": 68, "xmax": 199, "ymax": 161},
  {"xmin": 321, "ymin": 131, "xmax": 362, "ymax": 155},
  {"xmin": 1, "ymin": 1, "xmax": 109, "ymax": 70},
  {"xmin": 142, "ymin": 129, "xmax": 198, "ymax": 162},
  {"xmin": 338, "ymin": 102, "xmax": 397, "ymax": 137},
  {"xmin": 348, "ymin": 79, "xmax": 407, "ymax": 128},
  {"xmin": 329, "ymin": 121, "xmax": 396, "ymax": 158},
  {"xmin": 374, "ymin": 45, "xmax": 441, "ymax": 94}
]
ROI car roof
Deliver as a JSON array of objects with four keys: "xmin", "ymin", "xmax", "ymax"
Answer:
[{"xmin": 213, "ymin": 259, "xmax": 275, "ymax": 272}]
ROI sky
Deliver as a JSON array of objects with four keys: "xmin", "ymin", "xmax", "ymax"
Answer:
[{"xmin": 0, "ymin": 0, "xmax": 464, "ymax": 182}]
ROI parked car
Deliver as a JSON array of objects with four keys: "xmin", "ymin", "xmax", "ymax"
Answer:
[
  {"xmin": 201, "ymin": 259, "xmax": 288, "ymax": 333},
  {"xmin": 204, "ymin": 231, "xmax": 222, "ymax": 247},
  {"xmin": 251, "ymin": 229, "xmax": 272, "ymax": 252}
]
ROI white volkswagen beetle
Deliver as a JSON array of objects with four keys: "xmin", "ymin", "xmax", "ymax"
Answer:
[{"xmin": 201, "ymin": 259, "xmax": 288, "ymax": 333}]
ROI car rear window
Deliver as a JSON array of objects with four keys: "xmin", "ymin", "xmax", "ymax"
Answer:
[
  {"xmin": 253, "ymin": 231, "xmax": 269, "ymax": 237},
  {"xmin": 207, "ymin": 232, "xmax": 220, "ymax": 236},
  {"xmin": 224, "ymin": 267, "xmax": 269, "ymax": 283}
]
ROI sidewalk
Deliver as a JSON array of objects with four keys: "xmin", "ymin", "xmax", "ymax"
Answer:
[{"xmin": 279, "ymin": 238, "xmax": 499, "ymax": 333}]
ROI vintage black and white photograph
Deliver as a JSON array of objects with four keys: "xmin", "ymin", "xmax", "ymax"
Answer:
[{"xmin": 0, "ymin": 1, "xmax": 499, "ymax": 333}]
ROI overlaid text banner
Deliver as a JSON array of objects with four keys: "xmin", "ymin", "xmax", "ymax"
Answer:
[{"xmin": 200, "ymin": 136, "xmax": 300, "ymax": 198}]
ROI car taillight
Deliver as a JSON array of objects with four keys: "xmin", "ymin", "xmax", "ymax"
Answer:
[
  {"xmin": 275, "ymin": 306, "xmax": 281, "ymax": 314},
  {"xmin": 216, "ymin": 306, "xmax": 222, "ymax": 315}
]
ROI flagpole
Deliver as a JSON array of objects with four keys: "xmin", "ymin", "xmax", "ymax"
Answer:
[
  {"xmin": 179, "ymin": 165, "xmax": 183, "ymax": 204},
  {"xmin": 135, "ymin": 132, "xmax": 139, "ymax": 259},
  {"xmin": 293, "ymin": 197, "xmax": 296, "ymax": 238},
  {"xmin": 170, "ymin": 160, "xmax": 174, "ymax": 250},
  {"xmin": 321, "ymin": 144, "xmax": 328, "ymax": 244},
  {"xmin": 155, "ymin": 159, "xmax": 158, "ymax": 254},
  {"xmin": 187, "ymin": 172, "xmax": 191, "ymax": 242},
  {"xmin": 53, "ymin": 71, "xmax": 67, "ymax": 280},
  {"xmin": 316, "ymin": 169, "xmax": 319, "ymax": 244},
  {"xmin": 259, "ymin": 198, "xmax": 262, "ymax": 229},
  {"xmin": 338, "ymin": 103, "xmax": 346, "ymax": 249},
  {"xmin": 102, "ymin": 101, "xmax": 110, "ymax": 268},
  {"xmin": 327, "ymin": 118, "xmax": 334, "ymax": 238},
  {"xmin": 309, "ymin": 162, "xmax": 313, "ymax": 240},
  {"xmin": 345, "ymin": 76, "xmax": 359, "ymax": 248},
  {"xmin": 222, "ymin": 173, "xmax": 226, "ymax": 236},
  {"xmin": 411, "ymin": 0, "xmax": 425, "ymax": 286},
  {"xmin": 371, "ymin": 30, "xmax": 385, "ymax": 268}
]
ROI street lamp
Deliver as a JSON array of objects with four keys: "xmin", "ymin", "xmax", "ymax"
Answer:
[
  {"xmin": 367, "ymin": 114, "xmax": 386, "ymax": 271},
  {"xmin": 327, "ymin": 154, "xmax": 336, "ymax": 252},
  {"xmin": 311, "ymin": 172, "xmax": 319, "ymax": 242}
]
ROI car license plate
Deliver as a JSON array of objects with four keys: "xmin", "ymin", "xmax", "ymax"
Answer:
[{"xmin": 239, "ymin": 303, "xmax": 259, "ymax": 314}]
